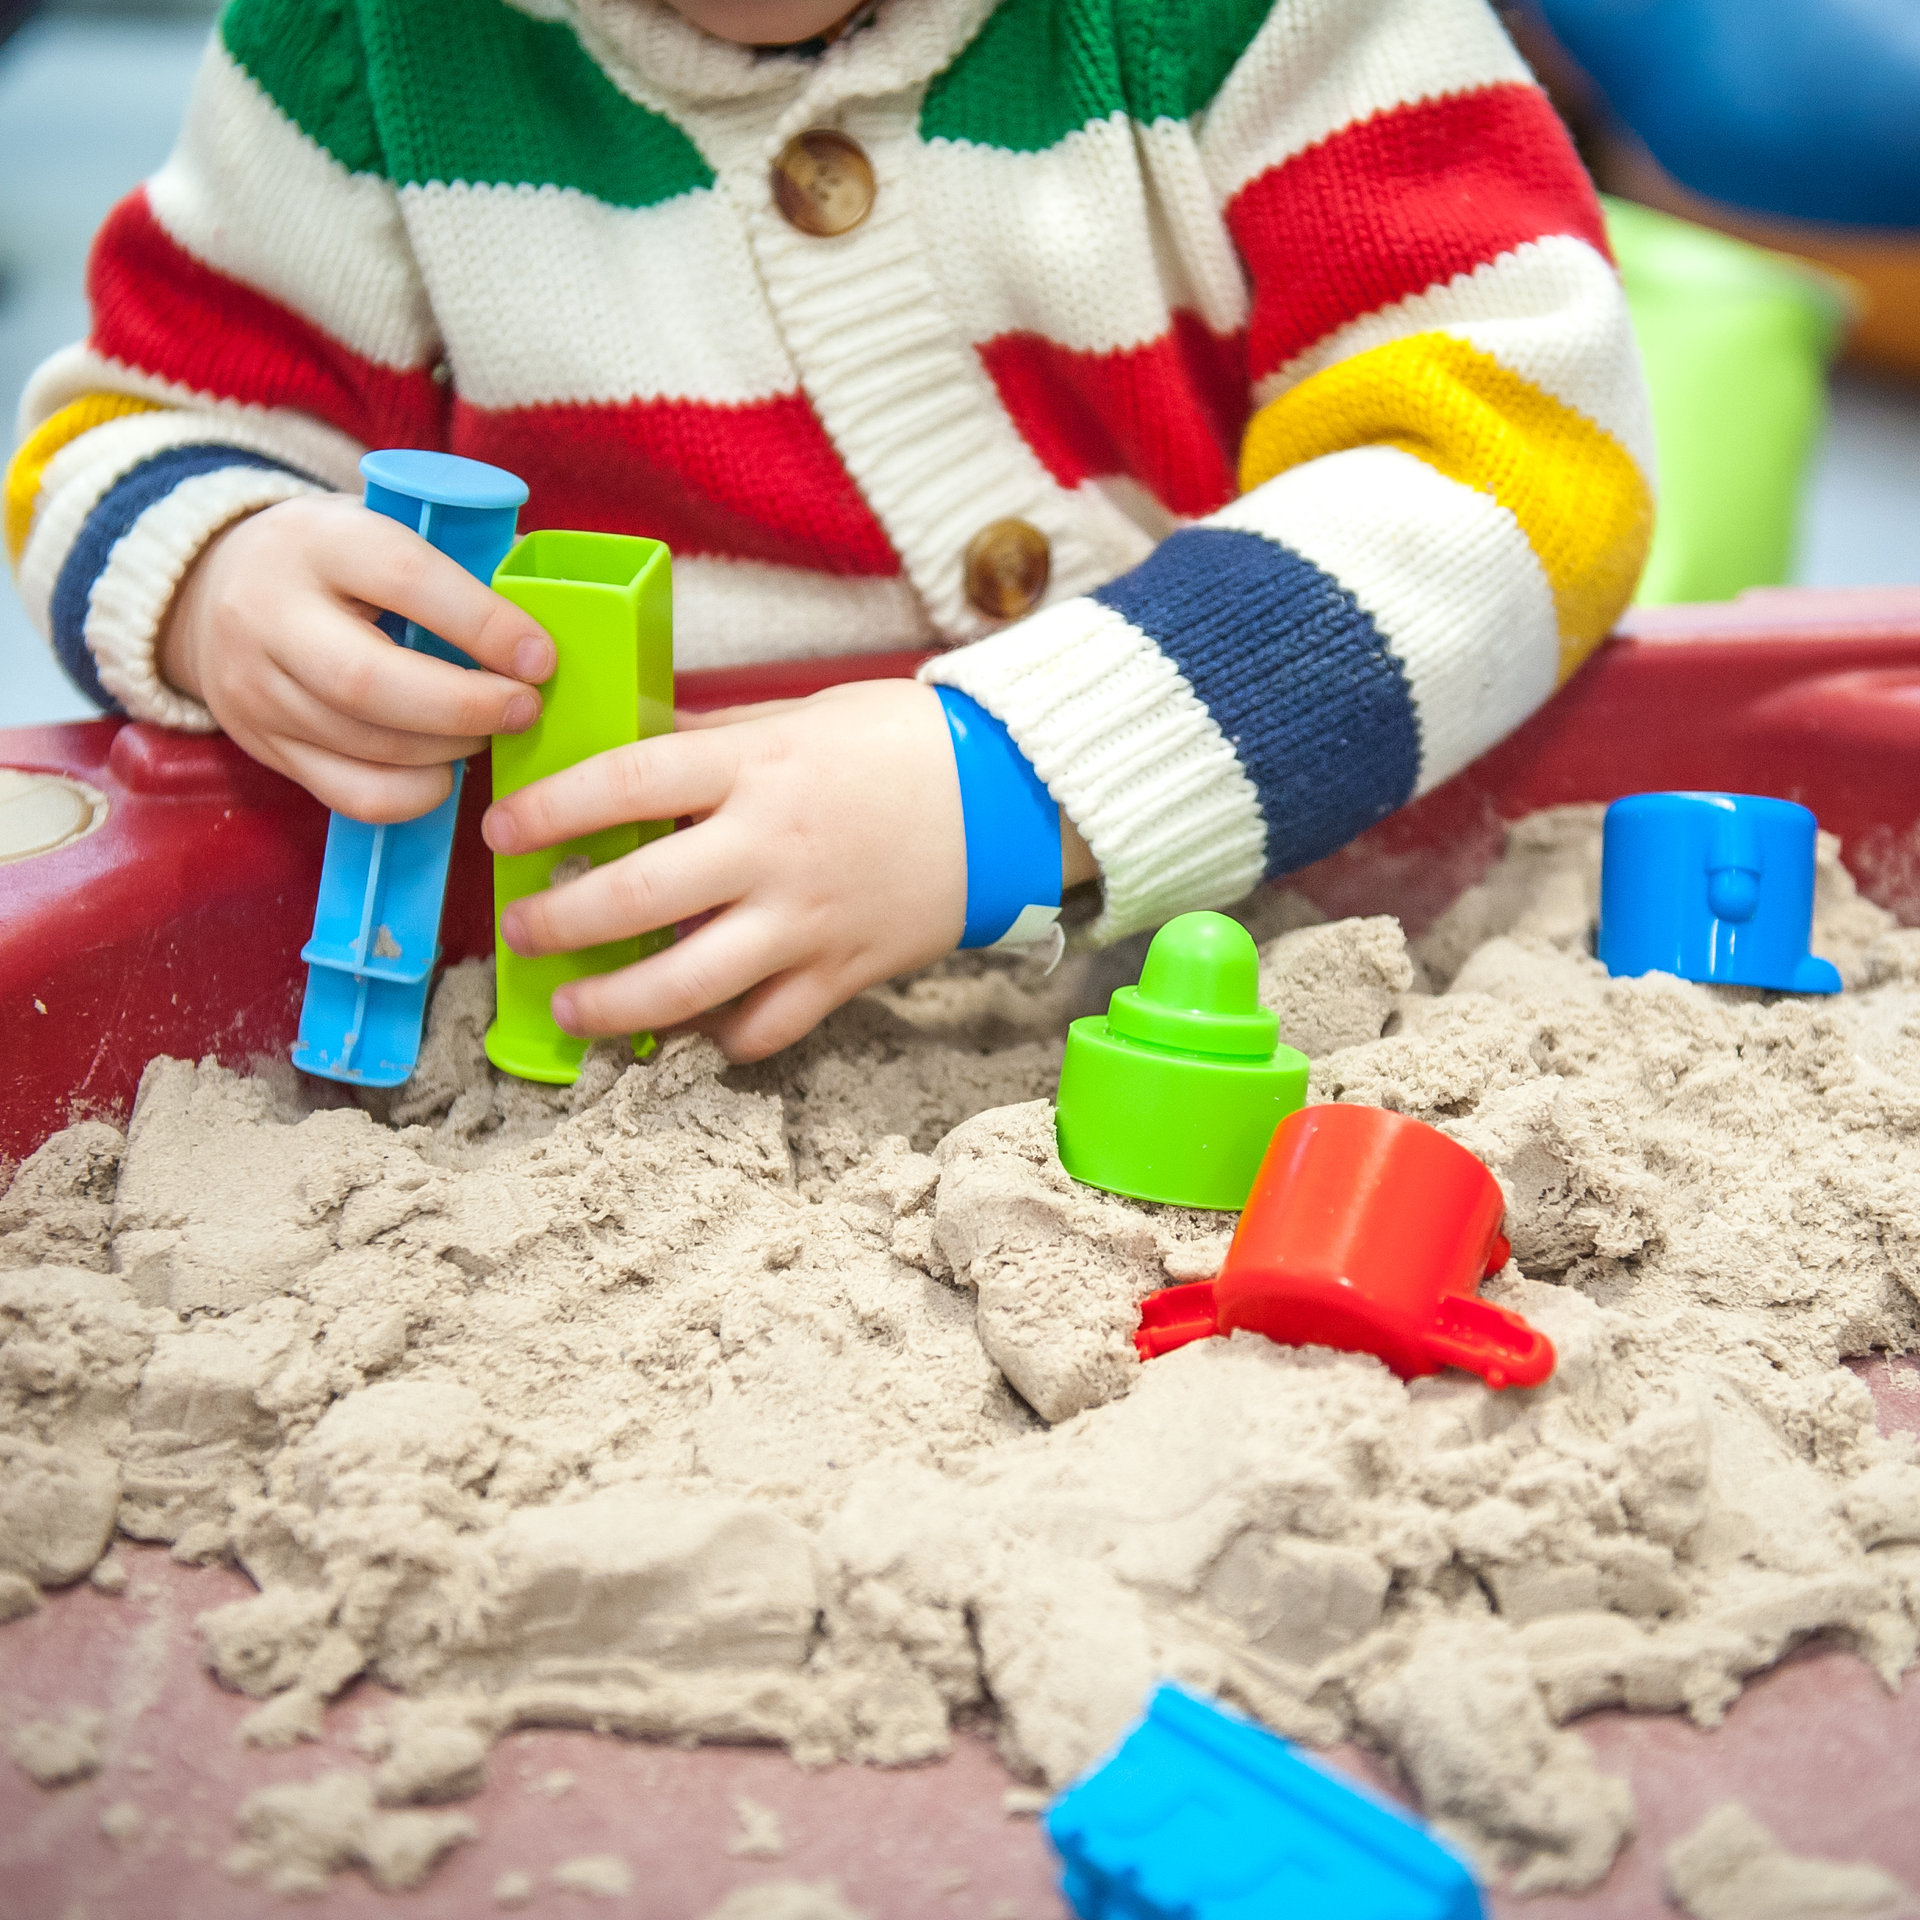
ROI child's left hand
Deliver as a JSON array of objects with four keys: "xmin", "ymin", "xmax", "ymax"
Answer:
[{"xmin": 480, "ymin": 678, "xmax": 968, "ymax": 1061}]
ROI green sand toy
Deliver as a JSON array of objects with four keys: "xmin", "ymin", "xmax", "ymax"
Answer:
[
  {"xmin": 486, "ymin": 530, "xmax": 674, "ymax": 1084},
  {"xmin": 1608, "ymin": 198, "xmax": 1851, "ymax": 606},
  {"xmin": 1056, "ymin": 912, "xmax": 1309, "ymax": 1212}
]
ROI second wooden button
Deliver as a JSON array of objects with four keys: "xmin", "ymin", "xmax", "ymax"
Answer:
[
  {"xmin": 772, "ymin": 130, "xmax": 876, "ymax": 237},
  {"xmin": 964, "ymin": 519, "xmax": 1052, "ymax": 620}
]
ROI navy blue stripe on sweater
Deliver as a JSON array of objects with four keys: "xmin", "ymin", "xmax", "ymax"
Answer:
[
  {"xmin": 1091, "ymin": 526, "xmax": 1422, "ymax": 878},
  {"xmin": 50, "ymin": 444, "xmax": 304, "ymax": 711}
]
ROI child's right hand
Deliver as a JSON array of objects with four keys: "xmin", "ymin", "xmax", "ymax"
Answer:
[{"xmin": 158, "ymin": 495, "xmax": 555, "ymax": 822}]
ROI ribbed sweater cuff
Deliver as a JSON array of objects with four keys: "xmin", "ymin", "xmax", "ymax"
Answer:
[
  {"xmin": 920, "ymin": 596, "xmax": 1268, "ymax": 945},
  {"xmin": 83, "ymin": 463, "xmax": 323, "ymax": 730}
]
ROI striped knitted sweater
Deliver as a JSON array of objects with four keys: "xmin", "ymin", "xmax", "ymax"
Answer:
[{"xmin": 4, "ymin": 0, "xmax": 1652, "ymax": 942}]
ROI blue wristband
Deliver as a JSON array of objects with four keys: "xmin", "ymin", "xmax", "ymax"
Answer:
[{"xmin": 936, "ymin": 687, "xmax": 1063, "ymax": 949}]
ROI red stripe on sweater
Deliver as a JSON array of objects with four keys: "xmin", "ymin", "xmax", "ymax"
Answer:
[
  {"xmin": 453, "ymin": 397, "xmax": 900, "ymax": 576},
  {"xmin": 978, "ymin": 314, "xmax": 1249, "ymax": 519},
  {"xmin": 1228, "ymin": 84, "xmax": 1610, "ymax": 385},
  {"xmin": 87, "ymin": 190, "xmax": 446, "ymax": 451},
  {"xmin": 86, "ymin": 192, "xmax": 900, "ymax": 575}
]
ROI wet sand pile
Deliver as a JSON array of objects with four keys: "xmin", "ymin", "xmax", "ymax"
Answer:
[{"xmin": 3, "ymin": 808, "xmax": 1918, "ymax": 1898}]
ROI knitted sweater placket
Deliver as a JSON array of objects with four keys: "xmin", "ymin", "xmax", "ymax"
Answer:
[
  {"xmin": 760, "ymin": 95, "xmax": 1155, "ymax": 634},
  {"xmin": 644, "ymin": 44, "xmax": 1158, "ymax": 641}
]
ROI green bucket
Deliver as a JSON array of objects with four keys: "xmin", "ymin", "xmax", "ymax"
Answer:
[{"xmin": 1608, "ymin": 197, "xmax": 1852, "ymax": 605}]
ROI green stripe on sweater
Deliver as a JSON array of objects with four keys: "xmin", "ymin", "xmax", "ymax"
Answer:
[
  {"xmin": 223, "ymin": 0, "xmax": 713, "ymax": 208},
  {"xmin": 222, "ymin": 0, "xmax": 385, "ymax": 176},
  {"xmin": 921, "ymin": 0, "xmax": 1275, "ymax": 152}
]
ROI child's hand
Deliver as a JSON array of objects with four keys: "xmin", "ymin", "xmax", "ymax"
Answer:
[
  {"xmin": 481, "ymin": 679, "xmax": 968, "ymax": 1061},
  {"xmin": 159, "ymin": 495, "xmax": 556, "ymax": 822}
]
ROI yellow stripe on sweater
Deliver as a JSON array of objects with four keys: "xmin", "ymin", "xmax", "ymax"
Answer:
[
  {"xmin": 1240, "ymin": 333, "xmax": 1652, "ymax": 681},
  {"xmin": 5, "ymin": 394, "xmax": 165, "ymax": 566}
]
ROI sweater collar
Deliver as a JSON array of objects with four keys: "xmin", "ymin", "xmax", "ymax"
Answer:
[{"xmin": 512, "ymin": 0, "xmax": 1003, "ymax": 108}]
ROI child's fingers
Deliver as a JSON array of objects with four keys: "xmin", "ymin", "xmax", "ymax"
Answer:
[
  {"xmin": 263, "ymin": 663, "xmax": 489, "ymax": 768},
  {"xmin": 485, "ymin": 731, "xmax": 739, "ymax": 855},
  {"xmin": 673, "ymin": 698, "xmax": 804, "ymax": 731},
  {"xmin": 699, "ymin": 967, "xmax": 847, "ymax": 1064},
  {"xmin": 500, "ymin": 822, "xmax": 754, "ymax": 957},
  {"xmin": 551, "ymin": 904, "xmax": 788, "ymax": 1038},
  {"xmin": 278, "ymin": 605, "xmax": 540, "ymax": 740},
  {"xmin": 317, "ymin": 509, "xmax": 557, "ymax": 686},
  {"xmin": 271, "ymin": 736, "xmax": 457, "ymax": 824}
]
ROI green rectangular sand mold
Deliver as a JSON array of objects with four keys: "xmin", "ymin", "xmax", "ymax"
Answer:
[
  {"xmin": 1055, "ymin": 912, "xmax": 1309, "ymax": 1211},
  {"xmin": 486, "ymin": 530, "xmax": 674, "ymax": 1084}
]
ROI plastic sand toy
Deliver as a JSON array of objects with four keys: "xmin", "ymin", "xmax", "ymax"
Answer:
[
  {"xmin": 1597, "ymin": 791, "xmax": 1842, "ymax": 994},
  {"xmin": 292, "ymin": 450, "xmax": 528, "ymax": 1087},
  {"xmin": 1538, "ymin": 0, "xmax": 1920, "ymax": 230},
  {"xmin": 1047, "ymin": 1683, "xmax": 1485, "ymax": 1920},
  {"xmin": 1607, "ymin": 200, "xmax": 1848, "ymax": 606},
  {"xmin": 1136, "ymin": 1103, "xmax": 1555, "ymax": 1391},
  {"xmin": 484, "ymin": 530, "xmax": 674, "ymax": 1084},
  {"xmin": 1055, "ymin": 912, "xmax": 1309, "ymax": 1212}
]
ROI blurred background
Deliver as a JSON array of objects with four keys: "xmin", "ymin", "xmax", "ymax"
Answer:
[{"xmin": 3, "ymin": 0, "xmax": 1919, "ymax": 727}]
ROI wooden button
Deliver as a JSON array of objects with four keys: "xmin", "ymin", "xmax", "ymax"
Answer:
[
  {"xmin": 772, "ymin": 130, "xmax": 875, "ymax": 237},
  {"xmin": 964, "ymin": 519, "xmax": 1051, "ymax": 620}
]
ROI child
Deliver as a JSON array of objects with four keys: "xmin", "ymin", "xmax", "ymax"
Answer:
[{"xmin": 5, "ymin": 0, "xmax": 1651, "ymax": 1060}]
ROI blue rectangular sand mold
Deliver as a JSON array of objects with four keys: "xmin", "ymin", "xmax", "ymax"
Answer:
[
  {"xmin": 1047, "ymin": 1684, "xmax": 1484, "ymax": 1920},
  {"xmin": 291, "ymin": 450, "xmax": 529, "ymax": 1086}
]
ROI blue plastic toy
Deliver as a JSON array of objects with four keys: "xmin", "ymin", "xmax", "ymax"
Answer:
[
  {"xmin": 935, "ymin": 686, "xmax": 1061, "ymax": 949},
  {"xmin": 1596, "ymin": 791, "xmax": 1841, "ymax": 994},
  {"xmin": 1046, "ymin": 1684, "xmax": 1485, "ymax": 1920},
  {"xmin": 1530, "ymin": 0, "xmax": 1920, "ymax": 229},
  {"xmin": 292, "ymin": 450, "xmax": 529, "ymax": 1086}
]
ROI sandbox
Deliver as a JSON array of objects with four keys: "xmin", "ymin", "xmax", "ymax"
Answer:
[{"xmin": 3, "ymin": 590, "xmax": 1919, "ymax": 1918}]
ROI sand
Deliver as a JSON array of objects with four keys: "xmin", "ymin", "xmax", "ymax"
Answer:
[
  {"xmin": 99, "ymin": 1798, "xmax": 145, "ymax": 1847},
  {"xmin": 2, "ymin": 808, "xmax": 1918, "ymax": 1902},
  {"xmin": 700, "ymin": 1885, "xmax": 864, "ymax": 1920},
  {"xmin": 552, "ymin": 1852, "xmax": 634, "ymax": 1896},
  {"xmin": 223, "ymin": 1769, "xmax": 477, "ymax": 1895},
  {"xmin": 8, "ymin": 1707, "xmax": 102, "ymax": 1787},
  {"xmin": 728, "ymin": 1792, "xmax": 787, "ymax": 1859},
  {"xmin": 1664, "ymin": 1802, "xmax": 1913, "ymax": 1920}
]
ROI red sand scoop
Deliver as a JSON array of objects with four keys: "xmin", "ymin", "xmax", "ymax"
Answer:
[{"xmin": 1136, "ymin": 1104, "xmax": 1556, "ymax": 1390}]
